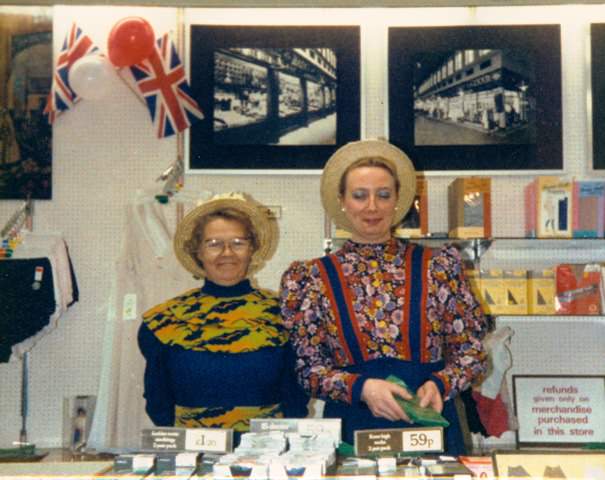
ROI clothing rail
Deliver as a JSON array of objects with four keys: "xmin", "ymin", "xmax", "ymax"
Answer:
[
  {"xmin": 156, "ymin": 157, "xmax": 184, "ymax": 197},
  {"xmin": 0, "ymin": 198, "xmax": 34, "ymax": 446},
  {"xmin": 1, "ymin": 199, "xmax": 33, "ymax": 239}
]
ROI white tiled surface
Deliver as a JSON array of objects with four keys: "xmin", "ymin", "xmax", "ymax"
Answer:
[{"xmin": 1, "ymin": 5, "xmax": 605, "ymax": 447}]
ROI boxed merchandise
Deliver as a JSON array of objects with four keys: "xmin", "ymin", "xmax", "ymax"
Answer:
[
  {"xmin": 527, "ymin": 269, "xmax": 556, "ymax": 315},
  {"xmin": 555, "ymin": 263, "xmax": 602, "ymax": 315},
  {"xmin": 213, "ymin": 454, "xmax": 273, "ymax": 480},
  {"xmin": 269, "ymin": 452, "xmax": 332, "ymax": 478},
  {"xmin": 448, "ymin": 177, "xmax": 492, "ymax": 239},
  {"xmin": 62, "ymin": 395, "xmax": 96, "ymax": 451},
  {"xmin": 458, "ymin": 456, "xmax": 495, "ymax": 478},
  {"xmin": 501, "ymin": 269, "xmax": 528, "ymax": 315},
  {"xmin": 524, "ymin": 180, "xmax": 537, "ymax": 237},
  {"xmin": 396, "ymin": 176, "xmax": 429, "ymax": 238},
  {"xmin": 153, "ymin": 452, "xmax": 200, "ymax": 478},
  {"xmin": 529, "ymin": 176, "xmax": 573, "ymax": 238},
  {"xmin": 235, "ymin": 431, "xmax": 287, "ymax": 455},
  {"xmin": 103, "ymin": 454, "xmax": 155, "ymax": 479},
  {"xmin": 479, "ymin": 268, "xmax": 504, "ymax": 315},
  {"xmin": 572, "ymin": 179, "xmax": 605, "ymax": 238},
  {"xmin": 250, "ymin": 418, "xmax": 342, "ymax": 446}
]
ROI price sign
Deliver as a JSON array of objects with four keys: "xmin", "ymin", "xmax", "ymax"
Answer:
[
  {"xmin": 355, "ymin": 427, "xmax": 443, "ymax": 455},
  {"xmin": 141, "ymin": 427, "xmax": 233, "ymax": 453},
  {"xmin": 401, "ymin": 427, "xmax": 443, "ymax": 452},
  {"xmin": 185, "ymin": 428, "xmax": 233, "ymax": 453}
]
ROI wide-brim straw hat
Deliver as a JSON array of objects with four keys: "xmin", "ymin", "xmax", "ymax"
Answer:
[
  {"xmin": 174, "ymin": 192, "xmax": 277, "ymax": 279},
  {"xmin": 320, "ymin": 139, "xmax": 417, "ymax": 232}
]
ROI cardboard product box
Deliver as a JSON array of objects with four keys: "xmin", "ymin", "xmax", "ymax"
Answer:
[
  {"xmin": 448, "ymin": 177, "xmax": 492, "ymax": 239},
  {"xmin": 572, "ymin": 179, "xmax": 605, "ymax": 238},
  {"xmin": 555, "ymin": 263, "xmax": 602, "ymax": 315},
  {"xmin": 536, "ymin": 176, "xmax": 573, "ymax": 238},
  {"xmin": 527, "ymin": 269, "xmax": 556, "ymax": 315},
  {"xmin": 396, "ymin": 176, "xmax": 429, "ymax": 238},
  {"xmin": 501, "ymin": 269, "xmax": 528, "ymax": 315},
  {"xmin": 479, "ymin": 268, "xmax": 504, "ymax": 315}
]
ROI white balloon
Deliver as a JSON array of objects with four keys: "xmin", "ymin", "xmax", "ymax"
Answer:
[{"xmin": 68, "ymin": 54, "xmax": 115, "ymax": 101}]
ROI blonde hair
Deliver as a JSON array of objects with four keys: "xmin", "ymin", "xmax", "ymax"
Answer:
[{"xmin": 338, "ymin": 157, "xmax": 401, "ymax": 197}]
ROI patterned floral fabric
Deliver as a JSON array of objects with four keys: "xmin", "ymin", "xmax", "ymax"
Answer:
[{"xmin": 280, "ymin": 238, "xmax": 488, "ymax": 404}]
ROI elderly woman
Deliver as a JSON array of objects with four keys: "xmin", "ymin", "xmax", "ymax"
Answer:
[
  {"xmin": 138, "ymin": 192, "xmax": 307, "ymax": 439},
  {"xmin": 280, "ymin": 140, "xmax": 488, "ymax": 454}
]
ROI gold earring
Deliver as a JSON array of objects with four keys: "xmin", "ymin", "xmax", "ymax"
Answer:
[{"xmin": 341, "ymin": 207, "xmax": 346, "ymax": 212}]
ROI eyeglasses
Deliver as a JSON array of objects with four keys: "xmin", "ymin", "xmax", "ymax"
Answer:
[{"xmin": 201, "ymin": 237, "xmax": 252, "ymax": 254}]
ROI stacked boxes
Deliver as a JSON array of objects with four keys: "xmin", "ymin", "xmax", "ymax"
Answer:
[
  {"xmin": 448, "ymin": 177, "xmax": 492, "ymax": 239},
  {"xmin": 572, "ymin": 180, "xmax": 605, "ymax": 238},
  {"xmin": 501, "ymin": 269, "xmax": 528, "ymax": 315},
  {"xmin": 396, "ymin": 176, "xmax": 429, "ymax": 238},
  {"xmin": 527, "ymin": 269, "xmax": 556, "ymax": 315}
]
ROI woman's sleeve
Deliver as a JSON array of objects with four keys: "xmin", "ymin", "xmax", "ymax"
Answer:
[
  {"xmin": 279, "ymin": 261, "xmax": 364, "ymax": 405},
  {"xmin": 137, "ymin": 322, "xmax": 175, "ymax": 426},
  {"xmin": 279, "ymin": 343, "xmax": 310, "ymax": 418},
  {"xmin": 428, "ymin": 245, "xmax": 489, "ymax": 401}
]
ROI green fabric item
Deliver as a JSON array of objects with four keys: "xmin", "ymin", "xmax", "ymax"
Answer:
[
  {"xmin": 386, "ymin": 375, "xmax": 450, "ymax": 427},
  {"xmin": 337, "ymin": 441, "xmax": 356, "ymax": 457}
]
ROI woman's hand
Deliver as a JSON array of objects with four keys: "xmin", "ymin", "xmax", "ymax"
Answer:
[
  {"xmin": 360, "ymin": 378, "xmax": 413, "ymax": 422},
  {"xmin": 416, "ymin": 380, "xmax": 443, "ymax": 413}
]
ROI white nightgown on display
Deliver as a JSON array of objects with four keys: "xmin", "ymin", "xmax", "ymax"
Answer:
[{"xmin": 88, "ymin": 192, "xmax": 204, "ymax": 449}]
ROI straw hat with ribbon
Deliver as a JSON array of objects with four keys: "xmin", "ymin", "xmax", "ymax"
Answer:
[
  {"xmin": 174, "ymin": 192, "xmax": 277, "ymax": 279},
  {"xmin": 320, "ymin": 139, "xmax": 417, "ymax": 232}
]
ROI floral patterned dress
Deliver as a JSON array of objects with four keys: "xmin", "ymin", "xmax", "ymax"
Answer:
[{"xmin": 280, "ymin": 238, "xmax": 488, "ymax": 453}]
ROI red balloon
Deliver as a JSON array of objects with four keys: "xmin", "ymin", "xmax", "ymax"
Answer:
[{"xmin": 107, "ymin": 17, "xmax": 155, "ymax": 67}]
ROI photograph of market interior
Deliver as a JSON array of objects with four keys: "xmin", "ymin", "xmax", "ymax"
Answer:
[{"xmin": 0, "ymin": 1, "xmax": 604, "ymax": 478}]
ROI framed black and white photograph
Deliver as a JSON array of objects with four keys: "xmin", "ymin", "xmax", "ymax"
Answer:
[
  {"xmin": 187, "ymin": 25, "xmax": 360, "ymax": 172},
  {"xmin": 591, "ymin": 23, "xmax": 605, "ymax": 170},
  {"xmin": 388, "ymin": 24, "xmax": 562, "ymax": 172}
]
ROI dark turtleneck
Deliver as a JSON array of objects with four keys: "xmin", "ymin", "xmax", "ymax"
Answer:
[{"xmin": 200, "ymin": 278, "xmax": 254, "ymax": 297}]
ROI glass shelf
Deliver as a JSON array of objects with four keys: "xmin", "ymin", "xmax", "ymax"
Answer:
[{"xmin": 328, "ymin": 235, "xmax": 605, "ymax": 260}]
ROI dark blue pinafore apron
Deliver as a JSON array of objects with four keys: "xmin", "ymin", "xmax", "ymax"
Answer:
[{"xmin": 316, "ymin": 244, "xmax": 465, "ymax": 455}]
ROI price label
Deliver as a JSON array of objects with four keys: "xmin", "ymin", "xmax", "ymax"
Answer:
[
  {"xmin": 185, "ymin": 428, "xmax": 233, "ymax": 453},
  {"xmin": 401, "ymin": 427, "xmax": 443, "ymax": 452},
  {"xmin": 142, "ymin": 427, "xmax": 233, "ymax": 453}
]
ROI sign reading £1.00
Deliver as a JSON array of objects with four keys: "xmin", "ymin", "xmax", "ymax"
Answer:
[{"xmin": 355, "ymin": 427, "xmax": 444, "ymax": 456}]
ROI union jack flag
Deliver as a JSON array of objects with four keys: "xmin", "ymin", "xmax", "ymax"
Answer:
[
  {"xmin": 44, "ymin": 23, "xmax": 99, "ymax": 123},
  {"xmin": 129, "ymin": 34, "xmax": 204, "ymax": 138}
]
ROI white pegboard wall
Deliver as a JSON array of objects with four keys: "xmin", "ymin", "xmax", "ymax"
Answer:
[{"xmin": 1, "ymin": 5, "xmax": 605, "ymax": 448}]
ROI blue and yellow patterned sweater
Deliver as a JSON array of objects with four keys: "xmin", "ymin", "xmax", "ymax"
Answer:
[{"xmin": 138, "ymin": 279, "xmax": 308, "ymax": 434}]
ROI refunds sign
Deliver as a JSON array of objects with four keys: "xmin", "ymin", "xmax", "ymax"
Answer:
[{"xmin": 513, "ymin": 375, "xmax": 605, "ymax": 447}]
